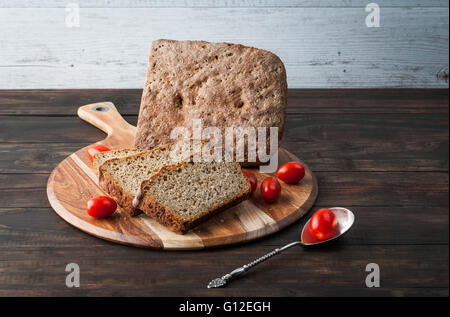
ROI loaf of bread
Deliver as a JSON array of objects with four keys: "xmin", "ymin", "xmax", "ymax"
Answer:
[
  {"xmin": 138, "ymin": 161, "xmax": 251, "ymax": 233},
  {"xmin": 134, "ymin": 39, "xmax": 287, "ymax": 165}
]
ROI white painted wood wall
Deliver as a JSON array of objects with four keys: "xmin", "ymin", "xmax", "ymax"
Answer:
[{"xmin": 0, "ymin": 1, "xmax": 448, "ymax": 89}]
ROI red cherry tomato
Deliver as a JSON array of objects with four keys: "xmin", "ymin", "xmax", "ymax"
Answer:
[
  {"xmin": 243, "ymin": 170, "xmax": 257, "ymax": 193},
  {"xmin": 87, "ymin": 196, "xmax": 117, "ymax": 218},
  {"xmin": 260, "ymin": 177, "xmax": 281, "ymax": 203},
  {"xmin": 309, "ymin": 208, "xmax": 338, "ymax": 241},
  {"xmin": 277, "ymin": 161, "xmax": 305, "ymax": 184},
  {"xmin": 86, "ymin": 144, "xmax": 110, "ymax": 162}
]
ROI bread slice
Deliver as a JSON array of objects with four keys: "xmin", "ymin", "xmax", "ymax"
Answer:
[
  {"xmin": 93, "ymin": 149, "xmax": 143, "ymax": 171},
  {"xmin": 137, "ymin": 161, "xmax": 251, "ymax": 233},
  {"xmin": 134, "ymin": 39, "xmax": 287, "ymax": 165},
  {"xmin": 98, "ymin": 143, "xmax": 188, "ymax": 216},
  {"xmin": 98, "ymin": 140, "xmax": 210, "ymax": 216}
]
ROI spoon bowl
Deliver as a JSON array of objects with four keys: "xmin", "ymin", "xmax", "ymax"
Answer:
[{"xmin": 301, "ymin": 207, "xmax": 355, "ymax": 246}]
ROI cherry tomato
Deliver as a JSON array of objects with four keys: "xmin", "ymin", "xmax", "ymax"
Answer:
[
  {"xmin": 243, "ymin": 170, "xmax": 258, "ymax": 193},
  {"xmin": 260, "ymin": 177, "xmax": 281, "ymax": 203},
  {"xmin": 87, "ymin": 196, "xmax": 117, "ymax": 218},
  {"xmin": 277, "ymin": 161, "xmax": 305, "ymax": 184},
  {"xmin": 86, "ymin": 144, "xmax": 110, "ymax": 162},
  {"xmin": 309, "ymin": 208, "xmax": 338, "ymax": 241}
]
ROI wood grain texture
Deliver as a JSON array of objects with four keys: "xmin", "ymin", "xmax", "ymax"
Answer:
[
  {"xmin": 1, "ymin": 89, "xmax": 448, "ymax": 115},
  {"xmin": 0, "ymin": 89, "xmax": 447, "ymax": 296},
  {"xmin": 46, "ymin": 102, "xmax": 318, "ymax": 249},
  {"xmin": 0, "ymin": 6, "xmax": 448, "ymax": 89},
  {"xmin": 2, "ymin": 90, "xmax": 447, "ymax": 173},
  {"xmin": 2, "ymin": 114, "xmax": 448, "ymax": 146},
  {"xmin": 3, "ymin": 171, "xmax": 448, "ymax": 208},
  {"xmin": 0, "ymin": 245, "xmax": 447, "ymax": 296},
  {"xmin": 1, "ymin": 206, "xmax": 448, "ymax": 247},
  {"xmin": 2, "ymin": 1, "xmax": 448, "ymax": 8},
  {"xmin": 0, "ymin": 139, "xmax": 448, "ymax": 173}
]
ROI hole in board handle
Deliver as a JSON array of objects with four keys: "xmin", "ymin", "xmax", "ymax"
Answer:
[{"xmin": 92, "ymin": 105, "xmax": 110, "ymax": 112}]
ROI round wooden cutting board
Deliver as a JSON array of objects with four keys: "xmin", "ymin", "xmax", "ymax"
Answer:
[{"xmin": 47, "ymin": 102, "xmax": 318, "ymax": 250}]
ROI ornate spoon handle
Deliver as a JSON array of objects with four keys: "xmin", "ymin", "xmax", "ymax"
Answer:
[{"xmin": 207, "ymin": 241, "xmax": 302, "ymax": 288}]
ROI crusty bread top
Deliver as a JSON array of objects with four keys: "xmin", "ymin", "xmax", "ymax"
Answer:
[
  {"xmin": 141, "ymin": 160, "xmax": 251, "ymax": 222},
  {"xmin": 98, "ymin": 142, "xmax": 193, "ymax": 199},
  {"xmin": 134, "ymin": 39, "xmax": 287, "ymax": 159},
  {"xmin": 93, "ymin": 149, "xmax": 143, "ymax": 171},
  {"xmin": 97, "ymin": 140, "xmax": 213, "ymax": 200}
]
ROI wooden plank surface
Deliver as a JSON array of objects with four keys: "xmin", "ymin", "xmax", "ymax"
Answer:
[
  {"xmin": 1, "ymin": 139, "xmax": 448, "ymax": 173},
  {"xmin": 0, "ymin": 89, "xmax": 448, "ymax": 296},
  {"xmin": 1, "ymin": 114, "xmax": 448, "ymax": 145},
  {"xmin": 0, "ymin": 89, "xmax": 448, "ymax": 115},
  {"xmin": 1, "ymin": 206, "xmax": 448, "ymax": 246},
  {"xmin": 0, "ymin": 5, "xmax": 448, "ymax": 89},
  {"xmin": 0, "ymin": 245, "xmax": 448, "ymax": 296},
  {"xmin": 1, "ymin": 89, "xmax": 447, "ymax": 174},
  {"xmin": 1, "ymin": 1, "xmax": 448, "ymax": 8},
  {"xmin": 1, "ymin": 171, "xmax": 448, "ymax": 208}
]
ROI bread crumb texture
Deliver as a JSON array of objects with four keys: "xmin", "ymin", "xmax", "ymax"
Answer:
[
  {"xmin": 142, "ymin": 161, "xmax": 250, "ymax": 222},
  {"xmin": 93, "ymin": 149, "xmax": 143, "ymax": 171},
  {"xmin": 97, "ymin": 140, "xmax": 215, "ymax": 216}
]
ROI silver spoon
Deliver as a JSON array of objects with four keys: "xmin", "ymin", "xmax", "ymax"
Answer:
[{"xmin": 207, "ymin": 207, "xmax": 355, "ymax": 288}]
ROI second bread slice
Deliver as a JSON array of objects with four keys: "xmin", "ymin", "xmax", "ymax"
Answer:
[
  {"xmin": 93, "ymin": 149, "xmax": 144, "ymax": 171},
  {"xmin": 137, "ymin": 161, "xmax": 251, "ymax": 233}
]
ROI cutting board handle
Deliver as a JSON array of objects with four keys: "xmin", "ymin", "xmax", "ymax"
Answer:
[
  {"xmin": 77, "ymin": 102, "xmax": 134, "ymax": 135},
  {"xmin": 77, "ymin": 102, "xmax": 136, "ymax": 147}
]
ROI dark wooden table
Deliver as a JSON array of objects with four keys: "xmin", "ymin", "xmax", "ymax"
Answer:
[{"xmin": 0, "ymin": 89, "xmax": 448, "ymax": 297}]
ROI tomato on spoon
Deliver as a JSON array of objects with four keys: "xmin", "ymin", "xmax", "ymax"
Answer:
[{"xmin": 309, "ymin": 208, "xmax": 338, "ymax": 241}]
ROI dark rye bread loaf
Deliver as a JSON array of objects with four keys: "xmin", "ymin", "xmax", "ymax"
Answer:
[
  {"xmin": 134, "ymin": 39, "xmax": 287, "ymax": 165},
  {"xmin": 138, "ymin": 161, "xmax": 251, "ymax": 233}
]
